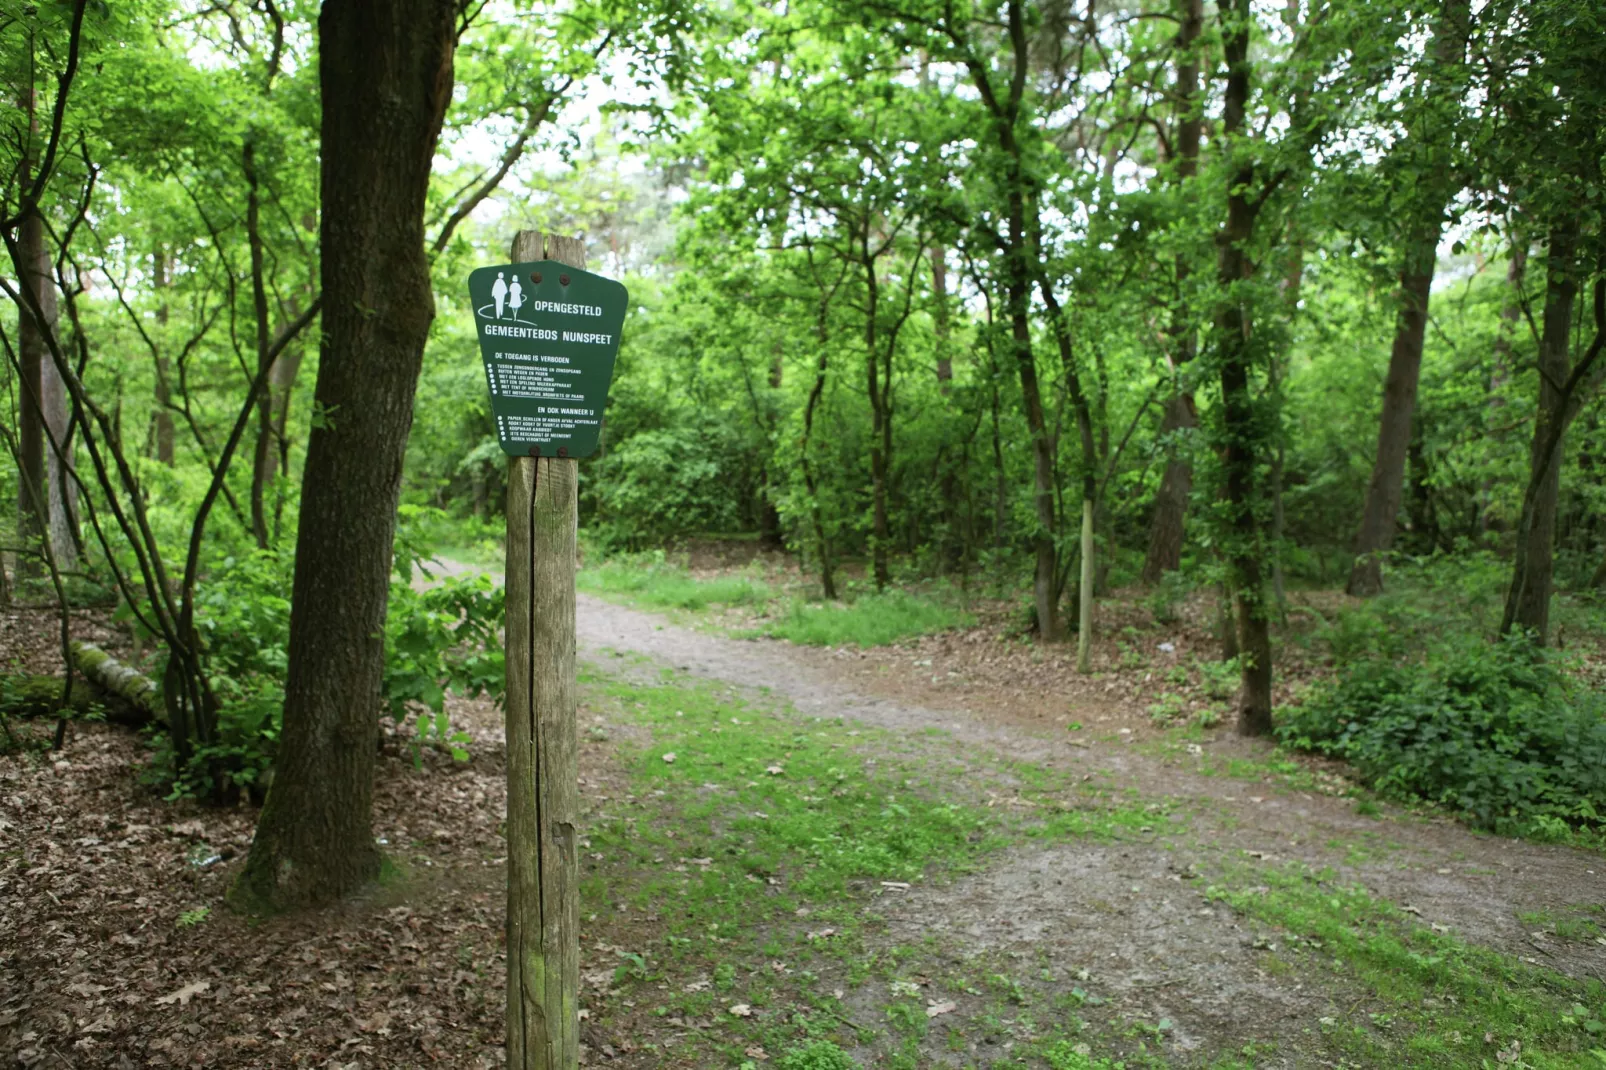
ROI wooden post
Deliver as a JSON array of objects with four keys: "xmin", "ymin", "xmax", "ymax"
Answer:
[
  {"xmin": 1077, "ymin": 498, "xmax": 1094, "ymax": 673},
  {"xmin": 505, "ymin": 229, "xmax": 583, "ymax": 1069}
]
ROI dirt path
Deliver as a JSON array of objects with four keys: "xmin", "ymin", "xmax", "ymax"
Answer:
[{"xmin": 573, "ymin": 592, "xmax": 1606, "ymax": 993}]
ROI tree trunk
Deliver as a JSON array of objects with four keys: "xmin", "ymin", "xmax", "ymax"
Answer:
[
  {"xmin": 1216, "ymin": 0, "xmax": 1273, "ymax": 736},
  {"xmin": 268, "ymin": 342, "xmax": 306, "ymax": 545},
  {"xmin": 16, "ymin": 206, "xmax": 47, "ymax": 579},
  {"xmin": 1345, "ymin": 0, "xmax": 1469, "ymax": 596},
  {"xmin": 864, "ymin": 236, "xmax": 893, "ymax": 590},
  {"xmin": 802, "ymin": 317, "xmax": 836, "ymax": 599},
  {"xmin": 69, "ymin": 641, "xmax": 164, "ymax": 727},
  {"xmin": 152, "ymin": 248, "xmax": 176, "ymax": 466},
  {"xmin": 1500, "ymin": 224, "xmax": 1578, "ymax": 642},
  {"xmin": 1481, "ymin": 246, "xmax": 1526, "ymax": 532},
  {"xmin": 234, "ymin": 0, "xmax": 456, "ymax": 910},
  {"xmin": 1007, "ymin": 204, "xmax": 1059, "ymax": 640},
  {"xmin": 1140, "ymin": 0, "xmax": 1205, "ymax": 586},
  {"xmin": 932, "ymin": 246, "xmax": 953, "ymax": 386}
]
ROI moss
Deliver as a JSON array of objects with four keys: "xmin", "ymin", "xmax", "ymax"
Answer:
[{"xmin": 0, "ymin": 674, "xmax": 100, "ymax": 718}]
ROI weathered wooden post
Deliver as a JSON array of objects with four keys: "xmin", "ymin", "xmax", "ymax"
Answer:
[
  {"xmin": 468, "ymin": 230, "xmax": 628, "ymax": 1070},
  {"xmin": 504, "ymin": 230, "xmax": 582, "ymax": 1067}
]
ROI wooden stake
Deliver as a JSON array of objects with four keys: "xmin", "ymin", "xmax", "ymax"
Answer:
[
  {"xmin": 505, "ymin": 230, "xmax": 583, "ymax": 1070},
  {"xmin": 1077, "ymin": 498, "xmax": 1094, "ymax": 673}
]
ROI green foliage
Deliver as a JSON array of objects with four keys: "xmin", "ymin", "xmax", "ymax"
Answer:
[
  {"xmin": 744, "ymin": 589, "xmax": 973, "ymax": 648},
  {"xmin": 578, "ymin": 552, "xmax": 771, "ymax": 610},
  {"xmin": 175, "ymin": 906, "xmax": 210, "ymax": 928},
  {"xmin": 1042, "ymin": 1042, "xmax": 1124, "ymax": 1069},
  {"xmin": 151, "ymin": 514, "xmax": 503, "ymax": 796},
  {"xmin": 777, "ymin": 1039, "xmax": 861, "ymax": 1070},
  {"xmin": 1277, "ymin": 634, "xmax": 1606, "ymax": 835},
  {"xmin": 590, "ymin": 423, "xmax": 755, "ymax": 552}
]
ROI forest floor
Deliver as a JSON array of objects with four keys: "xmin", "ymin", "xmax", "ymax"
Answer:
[{"xmin": 2, "ymin": 566, "xmax": 1605, "ymax": 1069}]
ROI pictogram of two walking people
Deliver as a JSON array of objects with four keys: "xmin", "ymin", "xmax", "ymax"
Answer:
[{"xmin": 490, "ymin": 271, "xmax": 526, "ymax": 319}]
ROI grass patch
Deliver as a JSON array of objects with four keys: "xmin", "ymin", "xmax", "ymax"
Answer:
[
  {"xmin": 1205, "ymin": 860, "xmax": 1606, "ymax": 1066},
  {"xmin": 740, "ymin": 588, "xmax": 973, "ymax": 648},
  {"xmin": 577, "ymin": 666, "xmax": 1604, "ymax": 1067},
  {"xmin": 577, "ymin": 667, "xmax": 1158, "ymax": 1065},
  {"xmin": 577, "ymin": 552, "xmax": 973, "ymax": 647},
  {"xmin": 579, "ymin": 554, "xmax": 772, "ymax": 611}
]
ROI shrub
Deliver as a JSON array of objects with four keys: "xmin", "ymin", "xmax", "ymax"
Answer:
[
  {"xmin": 148, "ymin": 521, "xmax": 504, "ymax": 798},
  {"xmin": 1277, "ymin": 633, "xmax": 1606, "ymax": 835}
]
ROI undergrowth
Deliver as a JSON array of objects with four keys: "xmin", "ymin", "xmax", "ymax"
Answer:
[{"xmin": 1278, "ymin": 631, "xmax": 1606, "ymax": 842}]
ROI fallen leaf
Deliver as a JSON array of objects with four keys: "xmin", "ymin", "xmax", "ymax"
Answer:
[
  {"xmin": 926, "ymin": 1000, "xmax": 957, "ymax": 1018},
  {"xmin": 744, "ymin": 1046, "xmax": 769, "ymax": 1060},
  {"xmin": 154, "ymin": 981, "xmax": 209, "ymax": 1007}
]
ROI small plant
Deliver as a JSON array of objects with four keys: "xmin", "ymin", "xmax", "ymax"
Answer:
[
  {"xmin": 1196, "ymin": 656, "xmax": 1241, "ymax": 701},
  {"xmin": 1146, "ymin": 692, "xmax": 1187, "ymax": 725},
  {"xmin": 778, "ymin": 1040, "xmax": 860, "ymax": 1070},
  {"xmin": 1043, "ymin": 1041, "xmax": 1125, "ymax": 1070},
  {"xmin": 175, "ymin": 906, "xmax": 210, "ymax": 928}
]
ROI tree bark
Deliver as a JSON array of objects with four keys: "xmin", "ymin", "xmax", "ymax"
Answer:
[
  {"xmin": 234, "ymin": 0, "xmax": 456, "ymax": 910},
  {"xmin": 1345, "ymin": 0, "xmax": 1469, "ymax": 596},
  {"xmin": 1216, "ymin": 0, "xmax": 1274, "ymax": 736},
  {"xmin": 1500, "ymin": 224, "xmax": 1585, "ymax": 642},
  {"xmin": 1140, "ymin": 0, "xmax": 1205, "ymax": 586}
]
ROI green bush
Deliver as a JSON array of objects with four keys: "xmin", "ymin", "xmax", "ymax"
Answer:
[
  {"xmin": 148, "ymin": 518, "xmax": 505, "ymax": 798},
  {"xmin": 1277, "ymin": 634, "xmax": 1606, "ymax": 835}
]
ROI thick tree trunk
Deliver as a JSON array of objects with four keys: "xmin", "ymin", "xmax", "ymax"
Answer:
[
  {"xmin": 234, "ymin": 0, "xmax": 456, "ymax": 910},
  {"xmin": 1142, "ymin": 395, "xmax": 1196, "ymax": 586},
  {"xmin": 1501, "ymin": 224, "xmax": 1578, "ymax": 642},
  {"xmin": 1216, "ymin": 0, "xmax": 1273, "ymax": 736},
  {"xmin": 1140, "ymin": 0, "xmax": 1205, "ymax": 586},
  {"xmin": 1346, "ymin": 0, "xmax": 1469, "ymax": 596}
]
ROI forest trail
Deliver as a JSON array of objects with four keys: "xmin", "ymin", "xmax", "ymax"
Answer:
[{"xmin": 570, "ymin": 588, "xmax": 1606, "ymax": 993}]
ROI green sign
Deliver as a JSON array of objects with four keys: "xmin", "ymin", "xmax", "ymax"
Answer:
[{"xmin": 466, "ymin": 260, "xmax": 629, "ymax": 459}]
